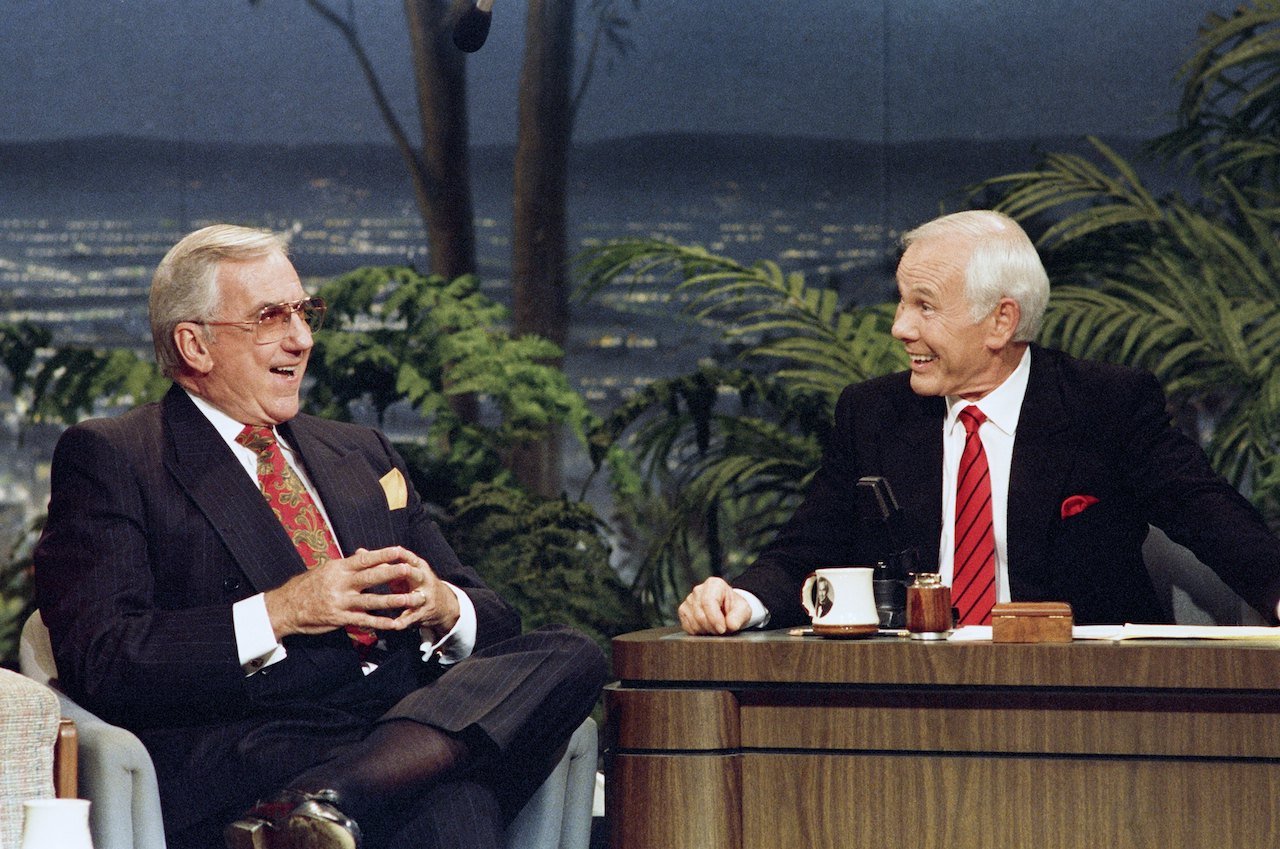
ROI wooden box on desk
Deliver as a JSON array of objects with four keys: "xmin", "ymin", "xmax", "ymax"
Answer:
[{"xmin": 991, "ymin": 601, "xmax": 1073, "ymax": 643}]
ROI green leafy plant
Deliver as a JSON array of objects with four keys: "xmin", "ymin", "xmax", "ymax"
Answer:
[
  {"xmin": 1151, "ymin": 0, "xmax": 1280, "ymax": 198},
  {"xmin": 307, "ymin": 265, "xmax": 601, "ymax": 505},
  {"xmin": 0, "ymin": 321, "xmax": 166, "ymax": 423},
  {"xmin": 578, "ymin": 240, "xmax": 904, "ymax": 615},
  {"xmin": 444, "ymin": 482, "xmax": 648, "ymax": 657}
]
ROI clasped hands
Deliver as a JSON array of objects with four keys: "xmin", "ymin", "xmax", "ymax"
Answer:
[{"xmin": 265, "ymin": 546, "xmax": 458, "ymax": 641}]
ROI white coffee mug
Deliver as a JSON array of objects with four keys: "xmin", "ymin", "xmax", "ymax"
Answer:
[{"xmin": 801, "ymin": 566, "xmax": 879, "ymax": 636}]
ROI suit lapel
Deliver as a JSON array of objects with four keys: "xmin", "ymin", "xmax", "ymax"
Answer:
[
  {"xmin": 1007, "ymin": 346, "xmax": 1075, "ymax": 592},
  {"xmin": 278, "ymin": 417, "xmax": 398, "ymax": 556},
  {"xmin": 160, "ymin": 386, "xmax": 306, "ymax": 593}
]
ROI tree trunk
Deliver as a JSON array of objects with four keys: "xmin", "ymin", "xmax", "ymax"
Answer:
[
  {"xmin": 403, "ymin": 0, "xmax": 480, "ymax": 424},
  {"xmin": 404, "ymin": 0, "xmax": 478, "ymax": 282},
  {"xmin": 511, "ymin": 0, "xmax": 576, "ymax": 496}
]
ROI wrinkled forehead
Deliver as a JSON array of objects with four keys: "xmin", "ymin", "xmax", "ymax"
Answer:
[
  {"xmin": 896, "ymin": 235, "xmax": 972, "ymax": 300},
  {"xmin": 214, "ymin": 251, "xmax": 305, "ymax": 312}
]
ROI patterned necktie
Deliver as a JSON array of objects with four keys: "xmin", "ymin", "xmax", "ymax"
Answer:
[
  {"xmin": 953, "ymin": 406, "xmax": 996, "ymax": 626},
  {"xmin": 236, "ymin": 425, "xmax": 377, "ymax": 652}
]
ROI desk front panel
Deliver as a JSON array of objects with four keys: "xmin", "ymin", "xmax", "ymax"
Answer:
[
  {"xmin": 741, "ymin": 752, "xmax": 1280, "ymax": 849},
  {"xmin": 738, "ymin": 688, "xmax": 1280, "ymax": 759}
]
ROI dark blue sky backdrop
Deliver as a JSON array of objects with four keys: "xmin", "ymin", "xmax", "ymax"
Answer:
[{"xmin": 3, "ymin": 0, "xmax": 1220, "ymax": 145}]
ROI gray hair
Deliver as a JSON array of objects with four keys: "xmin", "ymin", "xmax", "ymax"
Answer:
[
  {"xmin": 149, "ymin": 224, "xmax": 289, "ymax": 378},
  {"xmin": 900, "ymin": 210, "xmax": 1049, "ymax": 341}
]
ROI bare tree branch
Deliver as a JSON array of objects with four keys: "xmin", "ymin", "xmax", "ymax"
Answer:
[{"xmin": 303, "ymin": 0, "xmax": 434, "ymax": 197}]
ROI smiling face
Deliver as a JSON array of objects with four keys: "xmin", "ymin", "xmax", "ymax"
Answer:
[
  {"xmin": 890, "ymin": 234, "xmax": 1021, "ymax": 400},
  {"xmin": 174, "ymin": 250, "xmax": 312, "ymax": 426}
]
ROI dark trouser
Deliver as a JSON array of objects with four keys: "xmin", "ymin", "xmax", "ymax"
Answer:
[{"xmin": 167, "ymin": 626, "xmax": 608, "ymax": 849}]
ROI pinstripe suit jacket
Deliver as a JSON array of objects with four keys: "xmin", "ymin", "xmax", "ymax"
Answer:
[{"xmin": 33, "ymin": 384, "xmax": 521, "ymax": 831}]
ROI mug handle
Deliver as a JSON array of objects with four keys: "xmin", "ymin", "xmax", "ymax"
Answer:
[{"xmin": 801, "ymin": 571, "xmax": 818, "ymax": 618}]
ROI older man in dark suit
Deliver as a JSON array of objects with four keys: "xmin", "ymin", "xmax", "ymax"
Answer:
[
  {"xmin": 33, "ymin": 224, "xmax": 607, "ymax": 849},
  {"xmin": 679, "ymin": 210, "xmax": 1280, "ymax": 635}
]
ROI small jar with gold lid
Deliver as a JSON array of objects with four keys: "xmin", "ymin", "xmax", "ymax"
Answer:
[{"xmin": 905, "ymin": 573, "xmax": 952, "ymax": 639}]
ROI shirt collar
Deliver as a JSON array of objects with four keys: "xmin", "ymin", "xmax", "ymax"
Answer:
[
  {"xmin": 184, "ymin": 389, "xmax": 292, "ymax": 450},
  {"xmin": 944, "ymin": 345, "xmax": 1031, "ymax": 437}
]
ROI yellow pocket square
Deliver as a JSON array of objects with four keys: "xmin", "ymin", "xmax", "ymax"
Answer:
[{"xmin": 379, "ymin": 468, "xmax": 407, "ymax": 510}]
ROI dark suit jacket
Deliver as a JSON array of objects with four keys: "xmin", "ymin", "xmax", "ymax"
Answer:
[
  {"xmin": 33, "ymin": 385, "xmax": 521, "ymax": 831},
  {"xmin": 733, "ymin": 345, "xmax": 1280, "ymax": 627}
]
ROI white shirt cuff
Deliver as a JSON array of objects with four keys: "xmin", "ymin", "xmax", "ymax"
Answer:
[
  {"xmin": 233, "ymin": 593, "xmax": 287, "ymax": 675},
  {"xmin": 736, "ymin": 588, "xmax": 771, "ymax": 630},
  {"xmin": 234, "ymin": 584, "xmax": 478, "ymax": 675},
  {"xmin": 421, "ymin": 583, "xmax": 476, "ymax": 665}
]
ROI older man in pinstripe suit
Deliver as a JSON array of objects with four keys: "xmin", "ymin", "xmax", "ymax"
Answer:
[{"xmin": 33, "ymin": 224, "xmax": 607, "ymax": 849}]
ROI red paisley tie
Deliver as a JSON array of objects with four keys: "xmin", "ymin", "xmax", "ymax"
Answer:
[
  {"xmin": 953, "ymin": 406, "xmax": 996, "ymax": 626},
  {"xmin": 236, "ymin": 425, "xmax": 377, "ymax": 652}
]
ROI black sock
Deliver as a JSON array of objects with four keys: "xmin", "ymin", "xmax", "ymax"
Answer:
[{"xmin": 293, "ymin": 719, "xmax": 471, "ymax": 824}]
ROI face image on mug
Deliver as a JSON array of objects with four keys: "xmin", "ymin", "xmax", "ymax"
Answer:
[{"xmin": 812, "ymin": 577, "xmax": 834, "ymax": 617}]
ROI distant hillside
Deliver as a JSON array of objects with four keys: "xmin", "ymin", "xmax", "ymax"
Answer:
[
  {"xmin": 569, "ymin": 132, "xmax": 1150, "ymax": 191},
  {"xmin": 0, "ymin": 133, "xmax": 1164, "ymax": 225},
  {"xmin": 0, "ymin": 133, "xmax": 1150, "ymax": 186}
]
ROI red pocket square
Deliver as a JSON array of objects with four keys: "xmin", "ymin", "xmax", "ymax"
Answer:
[{"xmin": 1061, "ymin": 494, "xmax": 1099, "ymax": 519}]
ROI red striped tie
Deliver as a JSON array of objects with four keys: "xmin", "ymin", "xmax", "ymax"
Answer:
[{"xmin": 953, "ymin": 406, "xmax": 996, "ymax": 625}]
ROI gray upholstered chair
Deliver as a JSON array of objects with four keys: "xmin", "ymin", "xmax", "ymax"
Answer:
[
  {"xmin": 20, "ymin": 611, "xmax": 598, "ymax": 849},
  {"xmin": 1142, "ymin": 526, "xmax": 1265, "ymax": 625}
]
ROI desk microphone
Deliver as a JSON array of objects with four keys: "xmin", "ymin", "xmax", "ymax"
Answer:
[
  {"xmin": 857, "ymin": 475, "xmax": 905, "ymax": 552},
  {"xmin": 453, "ymin": 0, "xmax": 494, "ymax": 52},
  {"xmin": 857, "ymin": 476, "xmax": 917, "ymax": 627}
]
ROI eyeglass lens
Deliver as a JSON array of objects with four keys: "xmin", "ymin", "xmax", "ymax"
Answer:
[{"xmin": 256, "ymin": 298, "xmax": 326, "ymax": 342}]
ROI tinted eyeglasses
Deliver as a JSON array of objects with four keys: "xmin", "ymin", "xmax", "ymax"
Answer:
[{"xmin": 200, "ymin": 297, "xmax": 327, "ymax": 344}]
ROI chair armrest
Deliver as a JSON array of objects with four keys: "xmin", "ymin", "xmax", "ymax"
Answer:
[
  {"xmin": 505, "ymin": 717, "xmax": 598, "ymax": 849},
  {"xmin": 56, "ymin": 718, "xmax": 78, "ymax": 798},
  {"xmin": 53, "ymin": 692, "xmax": 167, "ymax": 849}
]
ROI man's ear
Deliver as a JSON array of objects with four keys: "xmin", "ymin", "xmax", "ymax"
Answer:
[
  {"xmin": 988, "ymin": 297, "xmax": 1022, "ymax": 349},
  {"xmin": 174, "ymin": 323, "xmax": 214, "ymax": 375}
]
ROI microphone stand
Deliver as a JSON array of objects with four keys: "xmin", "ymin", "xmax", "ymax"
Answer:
[{"xmin": 857, "ymin": 476, "xmax": 917, "ymax": 628}]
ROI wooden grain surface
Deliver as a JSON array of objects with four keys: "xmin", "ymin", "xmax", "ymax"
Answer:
[
  {"xmin": 608, "ymin": 753, "xmax": 742, "ymax": 849},
  {"xmin": 606, "ymin": 685, "xmax": 740, "ymax": 750},
  {"xmin": 740, "ymin": 752, "xmax": 1280, "ymax": 849},
  {"xmin": 613, "ymin": 626, "xmax": 1280, "ymax": 690},
  {"xmin": 737, "ymin": 688, "xmax": 1280, "ymax": 758}
]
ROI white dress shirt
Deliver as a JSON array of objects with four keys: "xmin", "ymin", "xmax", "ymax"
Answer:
[
  {"xmin": 937, "ymin": 346, "xmax": 1031, "ymax": 605},
  {"xmin": 185, "ymin": 392, "xmax": 476, "ymax": 675}
]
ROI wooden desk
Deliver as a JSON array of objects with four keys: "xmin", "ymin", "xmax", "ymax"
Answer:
[{"xmin": 605, "ymin": 626, "xmax": 1280, "ymax": 849}]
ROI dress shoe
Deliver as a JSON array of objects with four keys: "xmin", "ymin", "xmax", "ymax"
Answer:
[{"xmin": 225, "ymin": 788, "xmax": 362, "ymax": 849}]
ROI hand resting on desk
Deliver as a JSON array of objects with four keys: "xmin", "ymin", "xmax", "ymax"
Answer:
[{"xmin": 679, "ymin": 576, "xmax": 752, "ymax": 635}]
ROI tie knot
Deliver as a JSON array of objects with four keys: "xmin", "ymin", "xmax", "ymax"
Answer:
[
  {"xmin": 959, "ymin": 405, "xmax": 986, "ymax": 435},
  {"xmin": 236, "ymin": 425, "xmax": 277, "ymax": 456}
]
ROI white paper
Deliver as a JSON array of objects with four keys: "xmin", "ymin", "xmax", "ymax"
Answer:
[
  {"xmin": 947, "ymin": 623, "xmax": 1280, "ymax": 642},
  {"xmin": 1101, "ymin": 623, "xmax": 1280, "ymax": 641}
]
